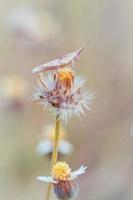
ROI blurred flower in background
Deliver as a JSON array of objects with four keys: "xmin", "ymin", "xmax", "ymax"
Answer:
[
  {"xmin": 0, "ymin": 74, "xmax": 27, "ymax": 109},
  {"xmin": 36, "ymin": 125, "xmax": 73, "ymax": 157},
  {"xmin": 6, "ymin": 6, "xmax": 61, "ymax": 50}
]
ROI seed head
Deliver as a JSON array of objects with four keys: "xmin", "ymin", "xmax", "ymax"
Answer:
[{"xmin": 33, "ymin": 69, "xmax": 93, "ymax": 121}]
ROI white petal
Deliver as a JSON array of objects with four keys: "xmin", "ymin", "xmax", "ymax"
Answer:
[
  {"xmin": 37, "ymin": 176, "xmax": 57, "ymax": 184},
  {"xmin": 36, "ymin": 140, "xmax": 52, "ymax": 155},
  {"xmin": 70, "ymin": 166, "xmax": 87, "ymax": 180},
  {"xmin": 58, "ymin": 140, "xmax": 73, "ymax": 155}
]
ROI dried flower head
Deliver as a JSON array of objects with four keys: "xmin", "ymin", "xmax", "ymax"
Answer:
[
  {"xmin": 38, "ymin": 162, "xmax": 87, "ymax": 199},
  {"xmin": 33, "ymin": 67, "xmax": 93, "ymax": 121},
  {"xmin": 36, "ymin": 125, "xmax": 73, "ymax": 156}
]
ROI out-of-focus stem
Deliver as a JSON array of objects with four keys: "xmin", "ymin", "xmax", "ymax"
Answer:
[
  {"xmin": 46, "ymin": 184, "xmax": 52, "ymax": 200},
  {"xmin": 46, "ymin": 113, "xmax": 61, "ymax": 200}
]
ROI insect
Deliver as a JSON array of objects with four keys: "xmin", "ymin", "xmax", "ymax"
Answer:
[{"xmin": 32, "ymin": 41, "xmax": 89, "ymax": 73}]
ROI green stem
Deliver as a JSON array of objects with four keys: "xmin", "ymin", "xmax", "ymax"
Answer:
[{"xmin": 46, "ymin": 113, "xmax": 61, "ymax": 200}]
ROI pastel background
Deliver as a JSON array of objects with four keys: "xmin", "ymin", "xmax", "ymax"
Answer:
[{"xmin": 0, "ymin": 0, "xmax": 133, "ymax": 200}]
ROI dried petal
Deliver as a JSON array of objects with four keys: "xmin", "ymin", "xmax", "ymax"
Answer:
[
  {"xmin": 37, "ymin": 176, "xmax": 57, "ymax": 184},
  {"xmin": 70, "ymin": 166, "xmax": 87, "ymax": 180}
]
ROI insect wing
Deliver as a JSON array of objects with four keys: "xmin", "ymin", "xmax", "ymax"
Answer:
[{"xmin": 32, "ymin": 41, "xmax": 88, "ymax": 73}]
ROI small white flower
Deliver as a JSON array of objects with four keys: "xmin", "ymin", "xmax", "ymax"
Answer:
[
  {"xmin": 36, "ymin": 139, "xmax": 73, "ymax": 156},
  {"xmin": 36, "ymin": 125, "xmax": 73, "ymax": 156},
  {"xmin": 37, "ymin": 162, "xmax": 87, "ymax": 200},
  {"xmin": 37, "ymin": 165, "xmax": 87, "ymax": 183}
]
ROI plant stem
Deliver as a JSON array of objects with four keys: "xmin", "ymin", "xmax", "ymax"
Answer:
[
  {"xmin": 51, "ymin": 113, "xmax": 61, "ymax": 165},
  {"xmin": 46, "ymin": 113, "xmax": 61, "ymax": 200}
]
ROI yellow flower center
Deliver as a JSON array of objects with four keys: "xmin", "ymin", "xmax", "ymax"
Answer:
[
  {"xmin": 52, "ymin": 162, "xmax": 71, "ymax": 181},
  {"xmin": 54, "ymin": 67, "xmax": 74, "ymax": 90}
]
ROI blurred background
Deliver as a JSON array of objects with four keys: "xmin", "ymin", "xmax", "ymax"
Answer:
[{"xmin": 0, "ymin": 0, "xmax": 133, "ymax": 199}]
